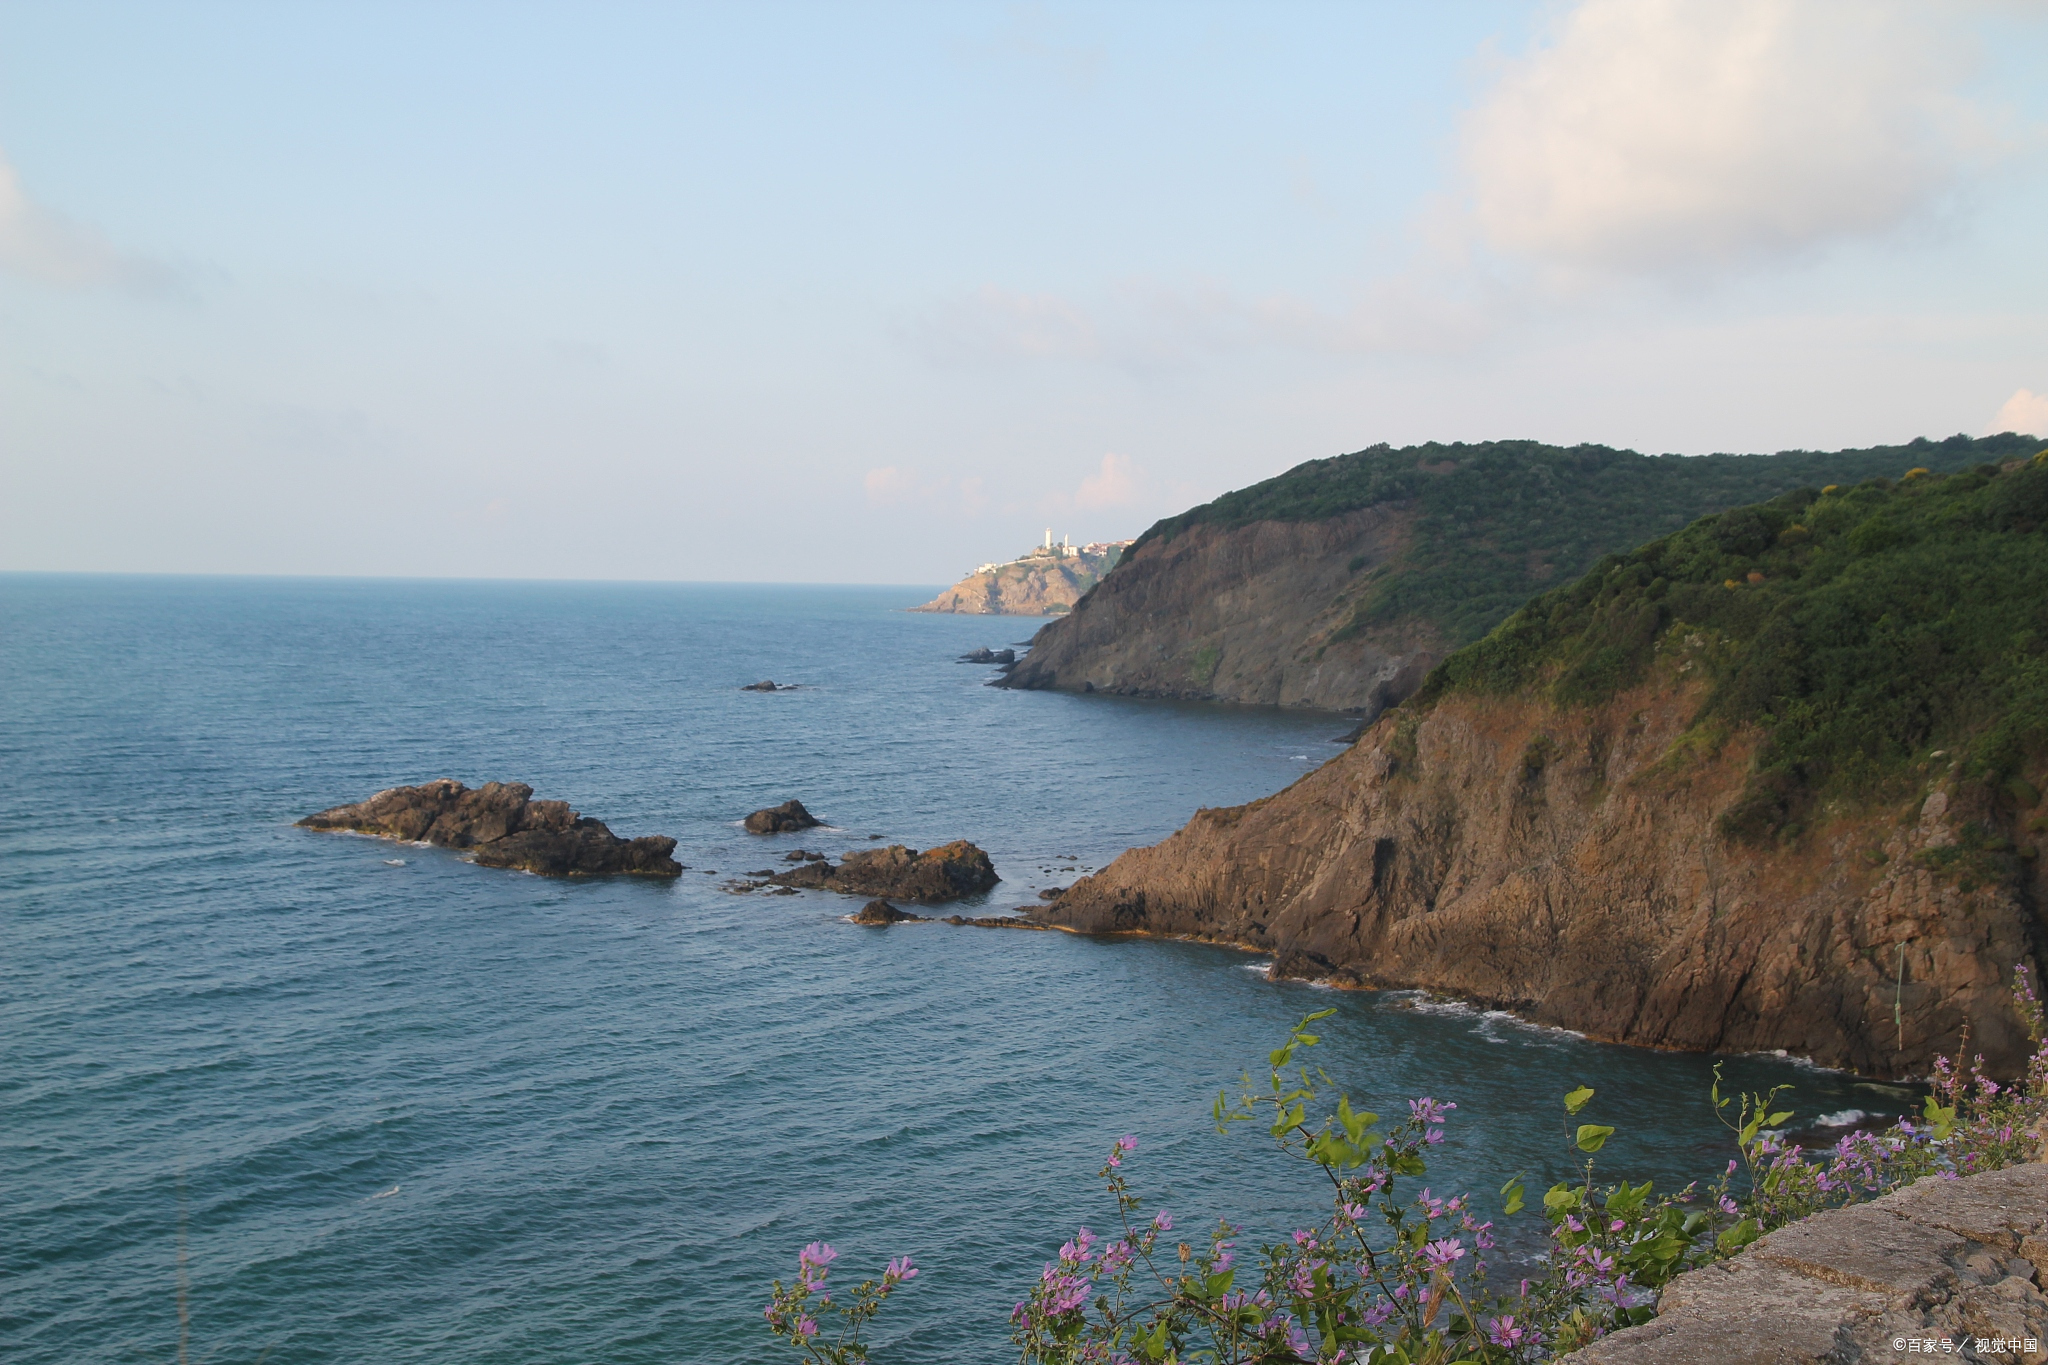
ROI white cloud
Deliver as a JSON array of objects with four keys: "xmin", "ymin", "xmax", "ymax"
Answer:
[
  {"xmin": 1987, "ymin": 388, "xmax": 2048, "ymax": 438},
  {"xmin": 1458, "ymin": 0, "xmax": 1994, "ymax": 276},
  {"xmin": 910, "ymin": 285, "xmax": 1099, "ymax": 364},
  {"xmin": 862, "ymin": 464, "xmax": 992, "ymax": 516},
  {"xmin": 1074, "ymin": 452, "xmax": 1139, "ymax": 509},
  {"xmin": 863, "ymin": 465, "xmax": 916, "ymax": 504},
  {"xmin": 0, "ymin": 148, "xmax": 171, "ymax": 291}
]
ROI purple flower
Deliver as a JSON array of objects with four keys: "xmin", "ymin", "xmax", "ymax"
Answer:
[
  {"xmin": 885, "ymin": 1256, "xmax": 917, "ymax": 1283},
  {"xmin": 1409, "ymin": 1097, "xmax": 1455, "ymax": 1124},
  {"xmin": 1422, "ymin": 1238, "xmax": 1466, "ymax": 1268},
  {"xmin": 796, "ymin": 1241, "xmax": 838, "ymax": 1289},
  {"xmin": 1108, "ymin": 1134, "xmax": 1138, "ymax": 1168},
  {"xmin": 1488, "ymin": 1315, "xmax": 1532, "ymax": 1347}
]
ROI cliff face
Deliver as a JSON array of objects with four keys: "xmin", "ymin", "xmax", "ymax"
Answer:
[
  {"xmin": 1038, "ymin": 674, "xmax": 2044, "ymax": 1079},
  {"xmin": 999, "ymin": 436, "xmax": 2037, "ymax": 715},
  {"xmin": 912, "ymin": 543, "xmax": 1128, "ymax": 616},
  {"xmin": 1001, "ymin": 504, "xmax": 1440, "ymax": 715}
]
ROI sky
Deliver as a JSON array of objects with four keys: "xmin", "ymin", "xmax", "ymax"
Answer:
[{"xmin": 3, "ymin": 1, "xmax": 2046, "ymax": 584}]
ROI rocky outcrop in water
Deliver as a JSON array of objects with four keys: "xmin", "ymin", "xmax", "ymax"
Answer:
[
  {"xmin": 850, "ymin": 899, "xmax": 924, "ymax": 924},
  {"xmin": 769, "ymin": 842, "xmax": 999, "ymax": 903},
  {"xmin": 959, "ymin": 647, "xmax": 1016, "ymax": 664},
  {"xmin": 298, "ymin": 780, "xmax": 683, "ymax": 878},
  {"xmin": 1579, "ymin": 1164, "xmax": 2048, "ymax": 1364},
  {"xmin": 744, "ymin": 800, "xmax": 821, "ymax": 834},
  {"xmin": 1036, "ymin": 681, "xmax": 2045, "ymax": 1079}
]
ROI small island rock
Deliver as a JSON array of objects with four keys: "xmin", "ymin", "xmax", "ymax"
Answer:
[
  {"xmin": 958, "ymin": 647, "xmax": 1016, "ymax": 665},
  {"xmin": 744, "ymin": 799, "xmax": 822, "ymax": 834},
  {"xmin": 768, "ymin": 841, "xmax": 999, "ymax": 903},
  {"xmin": 298, "ymin": 780, "xmax": 683, "ymax": 878},
  {"xmin": 850, "ymin": 899, "xmax": 924, "ymax": 925},
  {"xmin": 741, "ymin": 679, "xmax": 781, "ymax": 691}
]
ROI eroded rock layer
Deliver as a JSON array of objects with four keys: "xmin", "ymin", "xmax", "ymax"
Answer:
[
  {"xmin": 1000, "ymin": 504, "xmax": 1437, "ymax": 717},
  {"xmin": 299, "ymin": 780, "xmax": 683, "ymax": 878},
  {"xmin": 1037, "ymin": 681, "xmax": 2045, "ymax": 1079}
]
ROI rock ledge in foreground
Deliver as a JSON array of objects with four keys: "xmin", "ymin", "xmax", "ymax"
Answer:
[
  {"xmin": 769, "ymin": 842, "xmax": 999, "ymax": 903},
  {"xmin": 1575, "ymin": 1163, "xmax": 2048, "ymax": 1365},
  {"xmin": 298, "ymin": 780, "xmax": 683, "ymax": 878}
]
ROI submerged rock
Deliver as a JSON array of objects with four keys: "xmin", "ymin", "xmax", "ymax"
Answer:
[
  {"xmin": 958, "ymin": 647, "xmax": 1016, "ymax": 664},
  {"xmin": 298, "ymin": 780, "xmax": 683, "ymax": 878},
  {"xmin": 740, "ymin": 679, "xmax": 780, "ymax": 691},
  {"xmin": 941, "ymin": 913, "xmax": 1049, "ymax": 930},
  {"xmin": 768, "ymin": 841, "xmax": 999, "ymax": 903},
  {"xmin": 850, "ymin": 899, "xmax": 924, "ymax": 924},
  {"xmin": 743, "ymin": 799, "xmax": 821, "ymax": 834}
]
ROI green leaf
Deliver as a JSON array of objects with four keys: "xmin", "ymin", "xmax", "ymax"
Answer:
[
  {"xmin": 1716, "ymin": 1218, "xmax": 1761, "ymax": 1255},
  {"xmin": 1764, "ymin": 1110, "xmax": 1793, "ymax": 1128},
  {"xmin": 1303, "ymin": 1008, "xmax": 1337, "ymax": 1024},
  {"xmin": 1576, "ymin": 1123, "xmax": 1617, "ymax": 1153},
  {"xmin": 1500, "ymin": 1175, "xmax": 1525, "ymax": 1216},
  {"xmin": 1543, "ymin": 1183, "xmax": 1580, "ymax": 1212},
  {"xmin": 1564, "ymin": 1085, "xmax": 1596, "ymax": 1115},
  {"xmin": 1921, "ymin": 1095, "xmax": 1957, "ymax": 1140}
]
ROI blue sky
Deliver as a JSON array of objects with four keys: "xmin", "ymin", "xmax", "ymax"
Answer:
[{"xmin": 4, "ymin": 1, "xmax": 2045, "ymax": 583}]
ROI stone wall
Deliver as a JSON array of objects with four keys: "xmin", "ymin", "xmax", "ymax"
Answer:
[{"xmin": 1577, "ymin": 1165, "xmax": 2048, "ymax": 1364}]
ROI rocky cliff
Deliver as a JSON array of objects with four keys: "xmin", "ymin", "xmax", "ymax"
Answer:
[
  {"xmin": 1038, "ymin": 459, "xmax": 2048, "ymax": 1078},
  {"xmin": 1001, "ymin": 435, "xmax": 2038, "ymax": 721},
  {"xmin": 913, "ymin": 542, "xmax": 1129, "ymax": 616},
  {"xmin": 996, "ymin": 503, "xmax": 1438, "ymax": 711}
]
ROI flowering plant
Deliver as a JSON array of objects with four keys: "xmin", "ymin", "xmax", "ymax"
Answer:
[
  {"xmin": 764, "ymin": 1240, "xmax": 918, "ymax": 1364},
  {"xmin": 764, "ymin": 970, "xmax": 2048, "ymax": 1361}
]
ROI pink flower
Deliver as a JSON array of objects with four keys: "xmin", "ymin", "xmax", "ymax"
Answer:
[
  {"xmin": 1422, "ymin": 1238, "xmax": 1466, "ymax": 1268},
  {"xmin": 1153, "ymin": 1210, "xmax": 1174, "ymax": 1232},
  {"xmin": 1488, "ymin": 1315, "xmax": 1533, "ymax": 1347},
  {"xmin": 1108, "ymin": 1135, "xmax": 1138, "ymax": 1167},
  {"xmin": 885, "ymin": 1256, "xmax": 917, "ymax": 1283}
]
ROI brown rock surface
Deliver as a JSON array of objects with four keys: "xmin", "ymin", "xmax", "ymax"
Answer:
[
  {"xmin": 1577, "ymin": 1164, "xmax": 2048, "ymax": 1365},
  {"xmin": 769, "ymin": 841, "xmax": 1000, "ymax": 903},
  {"xmin": 298, "ymin": 780, "xmax": 683, "ymax": 878},
  {"xmin": 1038, "ymin": 678, "xmax": 2045, "ymax": 1078},
  {"xmin": 913, "ymin": 542, "xmax": 1129, "ymax": 616},
  {"xmin": 744, "ymin": 800, "xmax": 821, "ymax": 834},
  {"xmin": 850, "ymin": 899, "xmax": 924, "ymax": 924},
  {"xmin": 998, "ymin": 505, "xmax": 1439, "ymax": 717}
]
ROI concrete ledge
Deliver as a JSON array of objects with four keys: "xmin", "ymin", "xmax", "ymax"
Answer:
[{"xmin": 1574, "ymin": 1165, "xmax": 2048, "ymax": 1364}]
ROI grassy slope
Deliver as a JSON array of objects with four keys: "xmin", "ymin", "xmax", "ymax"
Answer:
[
  {"xmin": 1420, "ymin": 450, "xmax": 2048, "ymax": 845},
  {"xmin": 1136, "ymin": 434, "xmax": 2040, "ymax": 649}
]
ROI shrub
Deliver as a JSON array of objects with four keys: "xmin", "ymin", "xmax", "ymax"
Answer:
[{"xmin": 765, "ymin": 971, "xmax": 2048, "ymax": 1362}]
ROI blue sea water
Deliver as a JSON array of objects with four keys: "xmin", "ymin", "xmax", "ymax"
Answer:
[{"xmin": 1, "ymin": 575, "xmax": 1907, "ymax": 1364}]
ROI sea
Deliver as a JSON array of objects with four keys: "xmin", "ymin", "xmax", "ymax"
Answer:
[{"xmin": 1, "ymin": 575, "xmax": 1912, "ymax": 1364}]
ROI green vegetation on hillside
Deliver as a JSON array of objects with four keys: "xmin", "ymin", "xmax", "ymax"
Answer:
[
  {"xmin": 1138, "ymin": 435, "xmax": 2040, "ymax": 648},
  {"xmin": 1422, "ymin": 452, "xmax": 2048, "ymax": 843}
]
